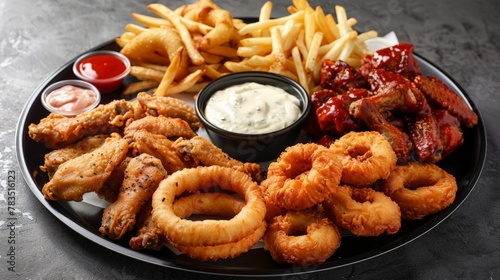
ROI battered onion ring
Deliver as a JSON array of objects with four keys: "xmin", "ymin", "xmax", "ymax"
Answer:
[
  {"xmin": 261, "ymin": 143, "xmax": 342, "ymax": 210},
  {"xmin": 263, "ymin": 207, "xmax": 341, "ymax": 266},
  {"xmin": 174, "ymin": 223, "xmax": 266, "ymax": 261},
  {"xmin": 173, "ymin": 192, "xmax": 245, "ymax": 218},
  {"xmin": 171, "ymin": 192, "xmax": 265, "ymax": 261},
  {"xmin": 330, "ymin": 131, "xmax": 397, "ymax": 186},
  {"xmin": 259, "ymin": 185, "xmax": 287, "ymax": 222},
  {"xmin": 120, "ymin": 28, "xmax": 189, "ymax": 81},
  {"xmin": 378, "ymin": 162, "xmax": 458, "ymax": 220},
  {"xmin": 323, "ymin": 185, "xmax": 401, "ymax": 236},
  {"xmin": 151, "ymin": 166, "xmax": 266, "ymax": 246}
]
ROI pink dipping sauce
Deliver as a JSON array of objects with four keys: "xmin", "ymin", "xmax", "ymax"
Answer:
[{"xmin": 46, "ymin": 85, "xmax": 97, "ymax": 112}]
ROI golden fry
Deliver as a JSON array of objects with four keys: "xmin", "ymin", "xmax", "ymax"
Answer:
[
  {"xmin": 203, "ymin": 46, "xmax": 238, "ymax": 59},
  {"xmin": 125, "ymin": 23, "xmax": 147, "ymax": 34},
  {"xmin": 237, "ymin": 45, "xmax": 273, "ymax": 57},
  {"xmin": 123, "ymin": 80, "xmax": 159, "ymax": 95},
  {"xmin": 305, "ymin": 32, "xmax": 323, "ymax": 73},
  {"xmin": 303, "ymin": 7, "xmax": 316, "ymax": 49},
  {"xmin": 258, "ymin": 1, "xmax": 273, "ymax": 37},
  {"xmin": 240, "ymin": 37, "xmax": 272, "ymax": 47},
  {"xmin": 118, "ymin": 0, "xmax": 376, "ymax": 95},
  {"xmin": 183, "ymin": 81, "xmax": 209, "ymax": 93},
  {"xmin": 315, "ymin": 6, "xmax": 335, "ymax": 42},
  {"xmin": 132, "ymin": 13, "xmax": 172, "ymax": 28},
  {"xmin": 155, "ymin": 47, "xmax": 184, "ymax": 96},
  {"xmin": 238, "ymin": 10, "xmax": 305, "ymax": 36},
  {"xmin": 135, "ymin": 62, "xmax": 168, "ymax": 72},
  {"xmin": 163, "ymin": 69, "xmax": 205, "ymax": 95},
  {"xmin": 291, "ymin": 46, "xmax": 309, "ymax": 94},
  {"xmin": 130, "ymin": 66, "xmax": 165, "ymax": 82},
  {"xmin": 148, "ymin": 3, "xmax": 205, "ymax": 65}
]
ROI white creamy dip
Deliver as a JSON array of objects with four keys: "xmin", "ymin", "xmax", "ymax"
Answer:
[{"xmin": 204, "ymin": 82, "xmax": 302, "ymax": 134}]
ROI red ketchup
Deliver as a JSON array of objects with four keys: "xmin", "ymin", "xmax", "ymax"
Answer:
[{"xmin": 75, "ymin": 52, "xmax": 129, "ymax": 93}]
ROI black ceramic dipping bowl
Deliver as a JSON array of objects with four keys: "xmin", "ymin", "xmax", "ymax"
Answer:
[{"xmin": 195, "ymin": 71, "xmax": 311, "ymax": 162}]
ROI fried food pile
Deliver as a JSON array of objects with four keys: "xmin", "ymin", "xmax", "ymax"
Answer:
[
  {"xmin": 29, "ymin": 95, "xmax": 461, "ymax": 266},
  {"xmin": 117, "ymin": 0, "xmax": 376, "ymax": 96},
  {"xmin": 30, "ymin": 93, "xmax": 263, "ymax": 254},
  {"xmin": 27, "ymin": 0, "xmax": 479, "ymax": 269}
]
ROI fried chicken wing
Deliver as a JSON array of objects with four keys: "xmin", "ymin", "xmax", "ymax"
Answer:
[
  {"xmin": 124, "ymin": 115, "xmax": 196, "ymax": 140},
  {"xmin": 359, "ymin": 42, "xmax": 421, "ymax": 80},
  {"xmin": 357, "ymin": 70, "xmax": 427, "ymax": 113},
  {"xmin": 414, "ymin": 75, "xmax": 478, "ymax": 128},
  {"xmin": 173, "ymin": 136, "xmax": 262, "ymax": 182},
  {"xmin": 129, "ymin": 202, "xmax": 164, "ymax": 251},
  {"xmin": 136, "ymin": 92, "xmax": 201, "ymax": 131},
  {"xmin": 433, "ymin": 109, "xmax": 464, "ymax": 157},
  {"xmin": 41, "ymin": 134, "xmax": 109, "ymax": 178},
  {"xmin": 313, "ymin": 88, "xmax": 369, "ymax": 135},
  {"xmin": 100, "ymin": 154, "xmax": 168, "ymax": 240},
  {"xmin": 129, "ymin": 130, "xmax": 187, "ymax": 173},
  {"xmin": 95, "ymin": 157, "xmax": 132, "ymax": 202},
  {"xmin": 42, "ymin": 133, "xmax": 129, "ymax": 201},
  {"xmin": 320, "ymin": 59, "xmax": 369, "ymax": 93},
  {"xmin": 350, "ymin": 99, "xmax": 412, "ymax": 164},
  {"xmin": 29, "ymin": 99, "xmax": 139, "ymax": 149},
  {"xmin": 406, "ymin": 104, "xmax": 443, "ymax": 163}
]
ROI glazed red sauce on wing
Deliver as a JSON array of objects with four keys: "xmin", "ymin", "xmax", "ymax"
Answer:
[{"xmin": 77, "ymin": 54, "xmax": 127, "ymax": 80}]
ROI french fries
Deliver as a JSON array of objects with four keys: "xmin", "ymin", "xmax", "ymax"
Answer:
[
  {"xmin": 116, "ymin": 0, "xmax": 377, "ymax": 96},
  {"xmin": 228, "ymin": 0, "xmax": 377, "ymax": 94},
  {"xmin": 116, "ymin": 0, "xmax": 241, "ymax": 96}
]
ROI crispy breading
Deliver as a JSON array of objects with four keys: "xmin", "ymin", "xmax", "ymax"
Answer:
[
  {"xmin": 29, "ymin": 99, "xmax": 140, "ymax": 149},
  {"xmin": 41, "ymin": 134, "xmax": 109, "ymax": 178},
  {"xmin": 136, "ymin": 92, "xmax": 201, "ymax": 131},
  {"xmin": 100, "ymin": 153, "xmax": 168, "ymax": 240},
  {"xmin": 173, "ymin": 136, "xmax": 262, "ymax": 182},
  {"xmin": 42, "ymin": 133, "xmax": 129, "ymax": 201},
  {"xmin": 124, "ymin": 115, "xmax": 197, "ymax": 140},
  {"xmin": 129, "ymin": 130, "xmax": 188, "ymax": 173}
]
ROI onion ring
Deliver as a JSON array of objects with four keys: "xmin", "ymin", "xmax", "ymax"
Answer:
[
  {"xmin": 323, "ymin": 185, "xmax": 401, "ymax": 236},
  {"xmin": 378, "ymin": 162, "xmax": 458, "ymax": 220},
  {"xmin": 173, "ymin": 223, "xmax": 266, "ymax": 261},
  {"xmin": 169, "ymin": 192, "xmax": 265, "ymax": 261},
  {"xmin": 261, "ymin": 143, "xmax": 342, "ymax": 210},
  {"xmin": 263, "ymin": 207, "xmax": 341, "ymax": 266},
  {"xmin": 330, "ymin": 131, "xmax": 397, "ymax": 186},
  {"xmin": 173, "ymin": 192, "xmax": 245, "ymax": 218},
  {"xmin": 151, "ymin": 166, "xmax": 266, "ymax": 246},
  {"xmin": 259, "ymin": 185, "xmax": 287, "ymax": 222}
]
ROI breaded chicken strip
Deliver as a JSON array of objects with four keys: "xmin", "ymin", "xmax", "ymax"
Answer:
[{"xmin": 100, "ymin": 154, "xmax": 168, "ymax": 240}]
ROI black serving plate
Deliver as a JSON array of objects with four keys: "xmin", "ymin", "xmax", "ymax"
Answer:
[{"xmin": 15, "ymin": 39, "xmax": 486, "ymax": 277}]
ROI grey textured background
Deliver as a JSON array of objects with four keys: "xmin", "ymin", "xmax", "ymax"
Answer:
[{"xmin": 1, "ymin": 0, "xmax": 499, "ymax": 279}]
